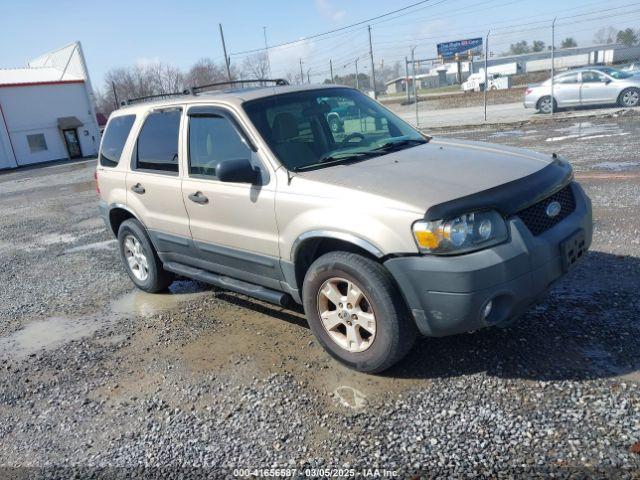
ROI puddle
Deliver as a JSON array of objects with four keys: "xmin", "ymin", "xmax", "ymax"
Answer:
[
  {"xmin": 65, "ymin": 239, "xmax": 117, "ymax": 253},
  {"xmin": 1, "ymin": 181, "xmax": 94, "ymax": 203},
  {"xmin": 593, "ymin": 161, "xmax": 640, "ymax": 171},
  {"xmin": 489, "ymin": 129, "xmax": 526, "ymax": 138},
  {"xmin": 0, "ymin": 281, "xmax": 209, "ymax": 360},
  {"xmin": 38, "ymin": 233, "xmax": 78, "ymax": 246},
  {"xmin": 110, "ymin": 282, "xmax": 208, "ymax": 318},
  {"xmin": 544, "ymin": 121, "xmax": 629, "ymax": 143}
]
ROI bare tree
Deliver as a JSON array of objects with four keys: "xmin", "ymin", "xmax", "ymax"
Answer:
[
  {"xmin": 242, "ymin": 52, "xmax": 270, "ymax": 80},
  {"xmin": 594, "ymin": 27, "xmax": 618, "ymax": 44},
  {"xmin": 146, "ymin": 62, "xmax": 184, "ymax": 94},
  {"xmin": 184, "ymin": 58, "xmax": 226, "ymax": 87}
]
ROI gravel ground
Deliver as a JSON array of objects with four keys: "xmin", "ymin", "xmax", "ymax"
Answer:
[{"xmin": 1, "ymin": 115, "xmax": 639, "ymax": 478}]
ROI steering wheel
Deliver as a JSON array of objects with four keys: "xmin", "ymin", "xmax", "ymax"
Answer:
[{"xmin": 341, "ymin": 132, "xmax": 365, "ymax": 145}]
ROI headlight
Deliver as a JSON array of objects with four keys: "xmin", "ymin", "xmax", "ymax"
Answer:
[{"xmin": 412, "ymin": 210, "xmax": 508, "ymax": 254}]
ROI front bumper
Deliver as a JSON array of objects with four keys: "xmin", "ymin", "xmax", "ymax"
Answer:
[{"xmin": 384, "ymin": 182, "xmax": 592, "ymax": 337}]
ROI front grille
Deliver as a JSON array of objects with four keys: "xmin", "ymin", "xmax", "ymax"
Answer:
[{"xmin": 516, "ymin": 185, "xmax": 576, "ymax": 236}]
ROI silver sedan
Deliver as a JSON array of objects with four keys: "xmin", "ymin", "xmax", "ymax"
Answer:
[{"xmin": 524, "ymin": 67, "xmax": 640, "ymax": 113}]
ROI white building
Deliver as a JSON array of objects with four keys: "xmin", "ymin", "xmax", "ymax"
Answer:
[{"xmin": 0, "ymin": 42, "xmax": 100, "ymax": 170}]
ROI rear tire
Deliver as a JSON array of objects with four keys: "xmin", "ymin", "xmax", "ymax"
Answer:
[
  {"xmin": 537, "ymin": 96, "xmax": 557, "ymax": 114},
  {"xmin": 302, "ymin": 251, "xmax": 417, "ymax": 373},
  {"xmin": 618, "ymin": 88, "xmax": 640, "ymax": 108},
  {"xmin": 117, "ymin": 219, "xmax": 174, "ymax": 293}
]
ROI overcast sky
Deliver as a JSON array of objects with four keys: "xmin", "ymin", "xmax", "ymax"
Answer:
[{"xmin": 1, "ymin": 0, "xmax": 638, "ymax": 88}]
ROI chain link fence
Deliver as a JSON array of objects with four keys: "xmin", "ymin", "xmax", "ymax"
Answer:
[{"xmin": 379, "ymin": 26, "xmax": 640, "ymax": 130}]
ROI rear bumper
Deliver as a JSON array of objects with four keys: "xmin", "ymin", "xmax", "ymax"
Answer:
[
  {"xmin": 524, "ymin": 98, "xmax": 537, "ymax": 109},
  {"xmin": 384, "ymin": 182, "xmax": 592, "ymax": 337}
]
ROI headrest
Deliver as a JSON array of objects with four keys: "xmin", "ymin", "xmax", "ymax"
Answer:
[{"xmin": 272, "ymin": 112, "xmax": 299, "ymax": 142}]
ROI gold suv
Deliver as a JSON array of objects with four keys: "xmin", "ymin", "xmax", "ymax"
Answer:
[{"xmin": 97, "ymin": 80, "xmax": 592, "ymax": 372}]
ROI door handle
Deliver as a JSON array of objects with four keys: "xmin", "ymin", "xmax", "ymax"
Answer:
[
  {"xmin": 131, "ymin": 183, "xmax": 145, "ymax": 194},
  {"xmin": 188, "ymin": 191, "xmax": 209, "ymax": 204}
]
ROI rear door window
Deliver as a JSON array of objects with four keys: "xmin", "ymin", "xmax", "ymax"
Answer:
[
  {"xmin": 134, "ymin": 109, "xmax": 182, "ymax": 174},
  {"xmin": 100, "ymin": 115, "xmax": 136, "ymax": 167},
  {"xmin": 556, "ymin": 73, "xmax": 579, "ymax": 84}
]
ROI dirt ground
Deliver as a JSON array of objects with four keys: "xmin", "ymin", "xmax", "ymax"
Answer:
[{"xmin": 0, "ymin": 115, "xmax": 639, "ymax": 478}]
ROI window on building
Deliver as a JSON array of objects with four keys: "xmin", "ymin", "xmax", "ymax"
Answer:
[
  {"xmin": 100, "ymin": 114, "xmax": 136, "ymax": 167},
  {"xmin": 134, "ymin": 109, "xmax": 181, "ymax": 173},
  {"xmin": 27, "ymin": 134, "xmax": 48, "ymax": 153},
  {"xmin": 188, "ymin": 115, "xmax": 251, "ymax": 178}
]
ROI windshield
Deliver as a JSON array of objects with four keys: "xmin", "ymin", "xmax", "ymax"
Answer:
[
  {"xmin": 594, "ymin": 67, "xmax": 633, "ymax": 79},
  {"xmin": 243, "ymin": 88, "xmax": 427, "ymax": 171}
]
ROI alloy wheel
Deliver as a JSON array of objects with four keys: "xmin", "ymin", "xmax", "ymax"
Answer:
[
  {"xmin": 123, "ymin": 234, "xmax": 149, "ymax": 281},
  {"xmin": 622, "ymin": 89, "xmax": 639, "ymax": 107},
  {"xmin": 317, "ymin": 277, "xmax": 377, "ymax": 353}
]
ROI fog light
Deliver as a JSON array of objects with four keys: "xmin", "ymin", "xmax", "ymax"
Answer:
[{"xmin": 482, "ymin": 300, "xmax": 493, "ymax": 320}]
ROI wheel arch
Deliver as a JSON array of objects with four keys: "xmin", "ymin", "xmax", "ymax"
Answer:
[
  {"xmin": 107, "ymin": 204, "xmax": 144, "ymax": 237},
  {"xmin": 289, "ymin": 231, "xmax": 384, "ymax": 293}
]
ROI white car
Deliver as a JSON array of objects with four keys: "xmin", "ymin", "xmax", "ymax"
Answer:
[{"xmin": 524, "ymin": 67, "xmax": 640, "ymax": 113}]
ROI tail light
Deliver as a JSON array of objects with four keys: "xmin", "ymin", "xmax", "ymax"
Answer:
[
  {"xmin": 525, "ymin": 88, "xmax": 533, "ymax": 96},
  {"xmin": 94, "ymin": 169, "xmax": 100, "ymax": 195}
]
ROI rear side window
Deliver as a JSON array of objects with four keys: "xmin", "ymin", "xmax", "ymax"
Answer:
[
  {"xmin": 100, "ymin": 115, "xmax": 135, "ymax": 167},
  {"xmin": 556, "ymin": 73, "xmax": 579, "ymax": 84},
  {"xmin": 188, "ymin": 116, "xmax": 251, "ymax": 177},
  {"xmin": 134, "ymin": 110, "xmax": 181, "ymax": 173}
]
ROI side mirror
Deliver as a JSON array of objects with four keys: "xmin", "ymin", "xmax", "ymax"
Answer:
[
  {"xmin": 605, "ymin": 78, "xmax": 612, "ymax": 84},
  {"xmin": 216, "ymin": 158, "xmax": 259, "ymax": 184}
]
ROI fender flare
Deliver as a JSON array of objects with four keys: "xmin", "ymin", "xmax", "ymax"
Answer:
[{"xmin": 290, "ymin": 230, "xmax": 384, "ymax": 262}]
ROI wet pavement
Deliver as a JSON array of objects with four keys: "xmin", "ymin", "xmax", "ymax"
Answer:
[{"xmin": 0, "ymin": 116, "xmax": 639, "ymax": 477}]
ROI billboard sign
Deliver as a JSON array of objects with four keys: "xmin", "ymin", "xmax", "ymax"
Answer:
[{"xmin": 437, "ymin": 38, "xmax": 483, "ymax": 58}]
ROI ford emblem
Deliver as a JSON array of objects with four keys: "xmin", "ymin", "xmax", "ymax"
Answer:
[{"xmin": 546, "ymin": 201, "xmax": 562, "ymax": 218}]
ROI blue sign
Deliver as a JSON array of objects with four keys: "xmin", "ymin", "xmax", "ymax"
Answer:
[{"xmin": 437, "ymin": 38, "xmax": 483, "ymax": 58}]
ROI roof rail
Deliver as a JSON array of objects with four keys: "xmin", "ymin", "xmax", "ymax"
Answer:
[
  {"xmin": 122, "ymin": 91, "xmax": 185, "ymax": 106},
  {"xmin": 187, "ymin": 78, "xmax": 289, "ymax": 94},
  {"xmin": 120, "ymin": 79, "xmax": 289, "ymax": 107}
]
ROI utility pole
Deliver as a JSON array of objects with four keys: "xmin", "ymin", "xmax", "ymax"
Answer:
[
  {"xmin": 219, "ymin": 23, "xmax": 232, "ymax": 82},
  {"xmin": 404, "ymin": 56, "xmax": 410, "ymax": 104},
  {"xmin": 484, "ymin": 30, "xmax": 490, "ymax": 122},
  {"xmin": 307, "ymin": 68, "xmax": 311, "ymax": 84},
  {"xmin": 263, "ymin": 26, "xmax": 272, "ymax": 78},
  {"xmin": 368, "ymin": 25, "xmax": 377, "ymax": 99},
  {"xmin": 550, "ymin": 17, "xmax": 556, "ymax": 116},
  {"xmin": 411, "ymin": 46, "xmax": 418, "ymax": 126},
  {"xmin": 355, "ymin": 58, "xmax": 360, "ymax": 90},
  {"xmin": 299, "ymin": 59, "xmax": 304, "ymax": 85},
  {"xmin": 111, "ymin": 81, "xmax": 119, "ymax": 110},
  {"xmin": 330, "ymin": 59, "xmax": 334, "ymax": 83}
]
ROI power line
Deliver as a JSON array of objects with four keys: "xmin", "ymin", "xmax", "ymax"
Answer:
[{"xmin": 229, "ymin": 0, "xmax": 441, "ymax": 56}]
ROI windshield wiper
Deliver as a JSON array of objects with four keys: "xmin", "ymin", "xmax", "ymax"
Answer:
[
  {"xmin": 293, "ymin": 151, "xmax": 383, "ymax": 172},
  {"xmin": 372, "ymin": 138, "xmax": 430, "ymax": 152}
]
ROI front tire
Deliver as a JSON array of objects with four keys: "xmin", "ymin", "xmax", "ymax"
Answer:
[
  {"xmin": 117, "ymin": 219, "xmax": 174, "ymax": 293},
  {"xmin": 618, "ymin": 88, "xmax": 640, "ymax": 107},
  {"xmin": 302, "ymin": 252, "xmax": 417, "ymax": 373}
]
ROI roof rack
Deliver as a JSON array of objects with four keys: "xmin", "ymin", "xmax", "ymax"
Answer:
[
  {"xmin": 186, "ymin": 78, "xmax": 289, "ymax": 94},
  {"xmin": 121, "ymin": 79, "xmax": 289, "ymax": 107},
  {"xmin": 122, "ymin": 91, "xmax": 186, "ymax": 106}
]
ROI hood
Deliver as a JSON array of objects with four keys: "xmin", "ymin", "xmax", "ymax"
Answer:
[{"xmin": 296, "ymin": 138, "xmax": 555, "ymax": 212}]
